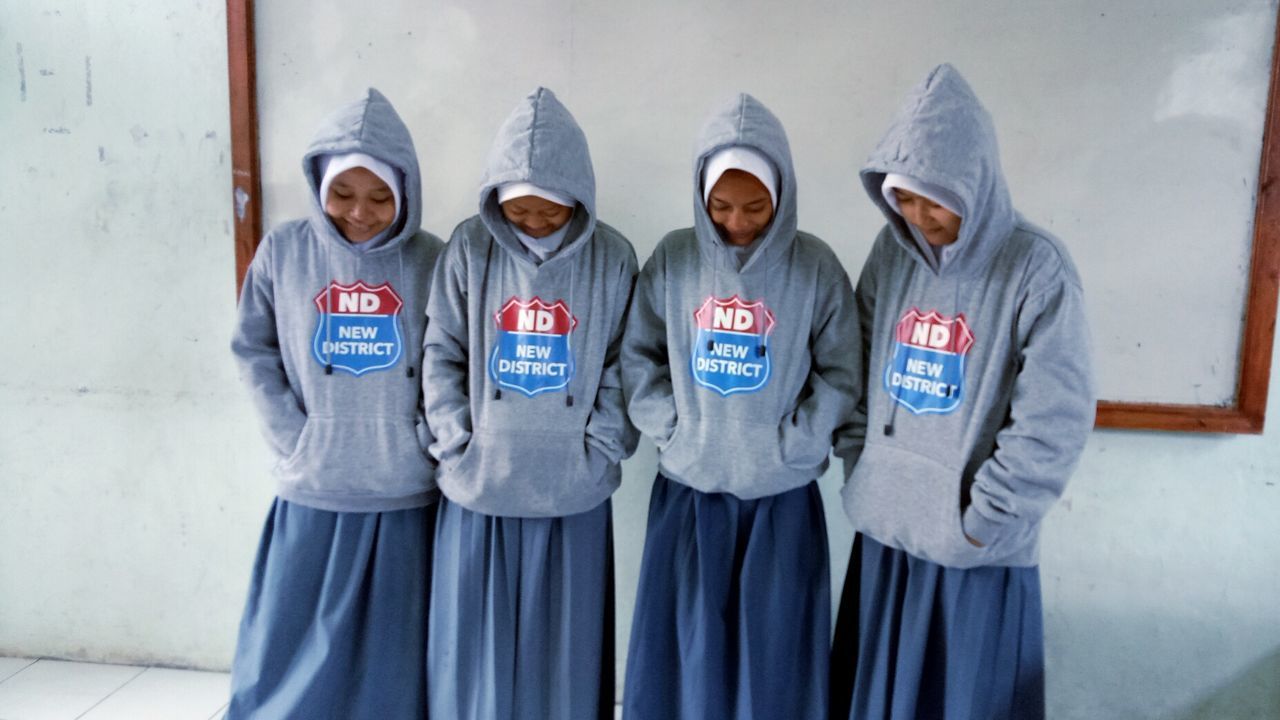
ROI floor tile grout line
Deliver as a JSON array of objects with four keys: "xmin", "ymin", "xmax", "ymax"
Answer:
[
  {"xmin": 0, "ymin": 657, "xmax": 40, "ymax": 686},
  {"xmin": 71, "ymin": 665, "xmax": 150, "ymax": 720},
  {"xmin": 207, "ymin": 701, "xmax": 229, "ymax": 720}
]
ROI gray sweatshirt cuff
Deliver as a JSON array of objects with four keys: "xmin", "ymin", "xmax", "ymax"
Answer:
[{"xmin": 961, "ymin": 504, "xmax": 1005, "ymax": 546}]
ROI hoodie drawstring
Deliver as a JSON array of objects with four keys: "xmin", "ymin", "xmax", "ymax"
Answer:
[
  {"xmin": 481, "ymin": 237, "xmax": 502, "ymax": 401},
  {"xmin": 324, "ymin": 239, "xmax": 334, "ymax": 375},
  {"xmin": 397, "ymin": 248, "xmax": 414, "ymax": 379},
  {"xmin": 565, "ymin": 259, "xmax": 577, "ymax": 407},
  {"xmin": 758, "ymin": 249, "xmax": 774, "ymax": 357},
  {"xmin": 707, "ymin": 247, "xmax": 720, "ymax": 352},
  {"xmin": 882, "ymin": 259, "xmax": 923, "ymax": 436}
]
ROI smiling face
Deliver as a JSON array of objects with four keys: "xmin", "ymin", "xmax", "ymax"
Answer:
[
  {"xmin": 324, "ymin": 167, "xmax": 397, "ymax": 243},
  {"xmin": 500, "ymin": 195, "xmax": 574, "ymax": 239},
  {"xmin": 892, "ymin": 188, "xmax": 962, "ymax": 246},
  {"xmin": 707, "ymin": 169, "xmax": 774, "ymax": 247}
]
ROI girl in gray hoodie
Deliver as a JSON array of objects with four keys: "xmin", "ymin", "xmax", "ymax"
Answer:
[
  {"xmin": 422, "ymin": 87, "xmax": 638, "ymax": 720},
  {"xmin": 227, "ymin": 89, "xmax": 444, "ymax": 719},
  {"xmin": 621, "ymin": 94, "xmax": 861, "ymax": 720},
  {"xmin": 829, "ymin": 65, "xmax": 1095, "ymax": 720}
]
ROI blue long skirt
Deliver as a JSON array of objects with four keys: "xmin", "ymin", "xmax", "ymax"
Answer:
[
  {"xmin": 623, "ymin": 474, "xmax": 830, "ymax": 720},
  {"xmin": 427, "ymin": 498, "xmax": 614, "ymax": 720},
  {"xmin": 829, "ymin": 534, "xmax": 1045, "ymax": 720},
  {"xmin": 226, "ymin": 498, "xmax": 434, "ymax": 720}
]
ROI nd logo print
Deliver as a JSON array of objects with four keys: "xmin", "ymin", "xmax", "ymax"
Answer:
[
  {"xmin": 884, "ymin": 307, "xmax": 975, "ymax": 414},
  {"xmin": 489, "ymin": 297, "xmax": 577, "ymax": 396},
  {"xmin": 312, "ymin": 281, "xmax": 404, "ymax": 375},
  {"xmin": 691, "ymin": 295, "xmax": 776, "ymax": 396}
]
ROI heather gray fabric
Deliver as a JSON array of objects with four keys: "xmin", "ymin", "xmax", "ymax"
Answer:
[
  {"xmin": 423, "ymin": 87, "xmax": 639, "ymax": 518},
  {"xmin": 232, "ymin": 88, "xmax": 444, "ymax": 512},
  {"xmin": 841, "ymin": 64, "xmax": 1095, "ymax": 568},
  {"xmin": 622, "ymin": 93, "xmax": 861, "ymax": 500}
]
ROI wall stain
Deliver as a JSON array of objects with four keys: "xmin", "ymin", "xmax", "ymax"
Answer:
[
  {"xmin": 17, "ymin": 44, "xmax": 26, "ymax": 101},
  {"xmin": 39, "ymin": 68, "xmax": 54, "ymax": 76},
  {"xmin": 130, "ymin": 125, "xmax": 149, "ymax": 144},
  {"xmin": 234, "ymin": 187, "xmax": 250, "ymax": 221},
  {"xmin": 43, "ymin": 127, "xmax": 71, "ymax": 135},
  {"xmin": 98, "ymin": 146, "xmax": 105, "ymax": 162}
]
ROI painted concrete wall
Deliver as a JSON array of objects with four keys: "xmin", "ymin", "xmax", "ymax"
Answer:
[
  {"xmin": 0, "ymin": 1, "xmax": 270, "ymax": 668},
  {"xmin": 1, "ymin": 2, "xmax": 1277, "ymax": 718}
]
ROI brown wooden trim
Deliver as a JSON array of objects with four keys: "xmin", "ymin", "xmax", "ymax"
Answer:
[
  {"xmin": 1094, "ymin": 11, "xmax": 1280, "ymax": 435},
  {"xmin": 1232, "ymin": 8, "xmax": 1280, "ymax": 435},
  {"xmin": 226, "ymin": 0, "xmax": 261, "ymax": 297},
  {"xmin": 1095, "ymin": 402, "xmax": 1262, "ymax": 434},
  {"xmin": 224, "ymin": 6, "xmax": 1280, "ymax": 433}
]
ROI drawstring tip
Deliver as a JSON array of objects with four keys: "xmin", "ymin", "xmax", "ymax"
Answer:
[
  {"xmin": 324, "ymin": 364, "xmax": 333, "ymax": 376},
  {"xmin": 883, "ymin": 424, "xmax": 894, "ymax": 437},
  {"xmin": 566, "ymin": 395, "xmax": 574, "ymax": 407},
  {"xmin": 494, "ymin": 389, "xmax": 502, "ymax": 400},
  {"xmin": 406, "ymin": 366, "xmax": 415, "ymax": 378},
  {"xmin": 757, "ymin": 345, "xmax": 767, "ymax": 356}
]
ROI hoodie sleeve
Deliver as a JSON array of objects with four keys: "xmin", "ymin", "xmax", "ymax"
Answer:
[
  {"xmin": 834, "ymin": 237, "xmax": 884, "ymax": 479},
  {"xmin": 422, "ymin": 234, "xmax": 473, "ymax": 465},
  {"xmin": 782, "ymin": 261, "xmax": 861, "ymax": 469},
  {"xmin": 584, "ymin": 248, "xmax": 641, "ymax": 464},
  {"xmin": 230, "ymin": 234, "xmax": 308, "ymax": 459},
  {"xmin": 621, "ymin": 246, "xmax": 679, "ymax": 447},
  {"xmin": 961, "ymin": 273, "xmax": 1095, "ymax": 547}
]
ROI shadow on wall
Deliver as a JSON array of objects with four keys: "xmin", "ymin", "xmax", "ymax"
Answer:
[{"xmin": 1174, "ymin": 648, "xmax": 1280, "ymax": 719}]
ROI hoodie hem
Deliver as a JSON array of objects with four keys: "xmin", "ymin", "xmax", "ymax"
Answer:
[
  {"xmin": 275, "ymin": 485, "xmax": 440, "ymax": 513},
  {"xmin": 435, "ymin": 479, "xmax": 618, "ymax": 519},
  {"xmin": 656, "ymin": 462, "xmax": 816, "ymax": 501}
]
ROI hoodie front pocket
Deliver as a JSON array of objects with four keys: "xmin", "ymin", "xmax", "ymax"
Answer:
[
  {"xmin": 779, "ymin": 414, "xmax": 832, "ymax": 470},
  {"xmin": 445, "ymin": 425, "xmax": 611, "ymax": 517},
  {"xmin": 658, "ymin": 417, "xmax": 789, "ymax": 495},
  {"xmin": 278, "ymin": 415, "xmax": 432, "ymax": 497},
  {"xmin": 843, "ymin": 443, "xmax": 988, "ymax": 569}
]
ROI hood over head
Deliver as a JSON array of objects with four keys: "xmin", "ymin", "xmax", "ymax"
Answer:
[
  {"xmin": 302, "ymin": 88, "xmax": 423, "ymax": 253},
  {"xmin": 692, "ymin": 93, "xmax": 798, "ymax": 272},
  {"xmin": 861, "ymin": 64, "xmax": 1016, "ymax": 275},
  {"xmin": 478, "ymin": 87, "xmax": 597, "ymax": 266}
]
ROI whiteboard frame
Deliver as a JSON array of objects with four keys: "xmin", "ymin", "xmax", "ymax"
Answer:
[{"xmin": 224, "ymin": 0, "xmax": 1280, "ymax": 434}]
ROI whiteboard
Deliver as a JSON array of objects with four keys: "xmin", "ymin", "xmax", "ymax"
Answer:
[{"xmin": 254, "ymin": 0, "xmax": 1278, "ymax": 405}]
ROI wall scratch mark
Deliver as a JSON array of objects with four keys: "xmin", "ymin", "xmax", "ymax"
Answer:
[
  {"xmin": 17, "ymin": 44, "xmax": 26, "ymax": 101},
  {"xmin": 39, "ymin": 68, "xmax": 54, "ymax": 76},
  {"xmin": 43, "ymin": 127, "xmax": 71, "ymax": 135},
  {"xmin": 85, "ymin": 56, "xmax": 93, "ymax": 106}
]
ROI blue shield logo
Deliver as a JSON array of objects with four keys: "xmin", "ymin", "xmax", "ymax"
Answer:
[
  {"xmin": 883, "ymin": 308, "xmax": 974, "ymax": 414},
  {"xmin": 690, "ymin": 295, "xmax": 775, "ymax": 396},
  {"xmin": 488, "ymin": 297, "xmax": 577, "ymax": 396},
  {"xmin": 311, "ymin": 281, "xmax": 404, "ymax": 376}
]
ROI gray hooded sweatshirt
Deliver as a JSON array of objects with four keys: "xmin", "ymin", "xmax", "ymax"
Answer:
[
  {"xmin": 232, "ymin": 88, "xmax": 445, "ymax": 512},
  {"xmin": 423, "ymin": 87, "xmax": 639, "ymax": 518},
  {"xmin": 621, "ymin": 94, "xmax": 861, "ymax": 500},
  {"xmin": 841, "ymin": 64, "xmax": 1095, "ymax": 568}
]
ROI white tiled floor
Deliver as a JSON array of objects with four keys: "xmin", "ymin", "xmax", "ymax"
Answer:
[
  {"xmin": 0, "ymin": 659, "xmax": 229, "ymax": 720},
  {"xmin": 0, "ymin": 658, "xmax": 624, "ymax": 719}
]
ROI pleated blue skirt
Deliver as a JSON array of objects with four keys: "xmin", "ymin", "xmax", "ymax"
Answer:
[
  {"xmin": 226, "ymin": 498, "xmax": 434, "ymax": 720},
  {"xmin": 829, "ymin": 534, "xmax": 1045, "ymax": 720},
  {"xmin": 427, "ymin": 498, "xmax": 614, "ymax": 720},
  {"xmin": 623, "ymin": 473, "xmax": 830, "ymax": 720}
]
